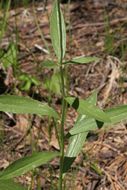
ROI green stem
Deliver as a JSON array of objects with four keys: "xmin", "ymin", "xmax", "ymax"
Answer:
[
  {"xmin": 57, "ymin": 0, "xmax": 67, "ymax": 189},
  {"xmin": 59, "ymin": 66, "xmax": 67, "ymax": 190},
  {"xmin": 54, "ymin": 118, "xmax": 61, "ymax": 148}
]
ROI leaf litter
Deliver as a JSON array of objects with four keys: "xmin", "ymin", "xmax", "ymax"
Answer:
[{"xmin": 0, "ymin": 0, "xmax": 127, "ymax": 189}]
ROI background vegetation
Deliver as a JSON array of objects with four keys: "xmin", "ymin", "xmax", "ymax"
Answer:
[{"xmin": 0, "ymin": 0, "xmax": 127, "ymax": 189}]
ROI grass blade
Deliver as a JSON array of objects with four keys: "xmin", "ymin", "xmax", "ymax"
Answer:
[{"xmin": 0, "ymin": 152, "xmax": 59, "ymax": 180}]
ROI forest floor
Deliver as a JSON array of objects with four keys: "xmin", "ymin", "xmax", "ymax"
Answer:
[{"xmin": 0, "ymin": 0, "xmax": 127, "ymax": 189}]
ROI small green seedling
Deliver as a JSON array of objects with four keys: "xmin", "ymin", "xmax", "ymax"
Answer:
[
  {"xmin": 1, "ymin": 42, "xmax": 17, "ymax": 69},
  {"xmin": 0, "ymin": 42, "xmax": 39, "ymax": 91},
  {"xmin": 19, "ymin": 73, "xmax": 40, "ymax": 91}
]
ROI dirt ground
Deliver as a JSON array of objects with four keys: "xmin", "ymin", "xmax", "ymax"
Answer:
[{"xmin": 0, "ymin": 0, "xmax": 127, "ymax": 189}]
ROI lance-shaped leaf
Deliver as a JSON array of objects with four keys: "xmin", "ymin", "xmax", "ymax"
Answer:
[
  {"xmin": 89, "ymin": 104, "xmax": 127, "ymax": 130},
  {"xmin": 0, "ymin": 180, "xmax": 26, "ymax": 190},
  {"xmin": 68, "ymin": 101, "xmax": 127, "ymax": 135},
  {"xmin": 66, "ymin": 119, "xmax": 89, "ymax": 158},
  {"xmin": 50, "ymin": 0, "xmax": 66, "ymax": 61},
  {"xmin": 63, "ymin": 132, "xmax": 88, "ymax": 173},
  {"xmin": 66, "ymin": 97, "xmax": 110, "ymax": 123},
  {"xmin": 0, "ymin": 180, "xmax": 27, "ymax": 190},
  {"xmin": 0, "ymin": 95, "xmax": 59, "ymax": 119},
  {"xmin": 0, "ymin": 152, "xmax": 59, "ymax": 180},
  {"xmin": 105, "ymin": 105, "xmax": 127, "ymax": 124},
  {"xmin": 63, "ymin": 92, "xmax": 97, "ymax": 173},
  {"xmin": 69, "ymin": 115, "xmax": 98, "ymax": 135},
  {"xmin": 96, "ymin": 105, "xmax": 127, "ymax": 129},
  {"xmin": 65, "ymin": 56, "xmax": 99, "ymax": 65}
]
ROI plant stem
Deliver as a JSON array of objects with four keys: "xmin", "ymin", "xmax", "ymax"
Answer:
[
  {"xmin": 59, "ymin": 65, "xmax": 67, "ymax": 190},
  {"xmin": 57, "ymin": 0, "xmax": 67, "ymax": 189}
]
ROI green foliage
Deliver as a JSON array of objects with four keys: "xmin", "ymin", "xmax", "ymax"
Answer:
[
  {"xmin": 44, "ymin": 72, "xmax": 61, "ymax": 95},
  {"xmin": 104, "ymin": 13, "xmax": 127, "ymax": 60},
  {"xmin": 104, "ymin": 13, "xmax": 115, "ymax": 55},
  {"xmin": 0, "ymin": 180, "xmax": 27, "ymax": 190},
  {"xmin": 0, "ymin": 0, "xmax": 10, "ymax": 39},
  {"xmin": 0, "ymin": 95, "xmax": 59, "ymax": 119},
  {"xmin": 66, "ymin": 97, "xmax": 110, "ymax": 122},
  {"xmin": 0, "ymin": 152, "xmax": 59, "ymax": 180},
  {"xmin": 0, "ymin": 0, "xmax": 127, "ymax": 189},
  {"xmin": 42, "ymin": 60, "xmax": 58, "ymax": 69},
  {"xmin": 67, "ymin": 104, "xmax": 127, "ymax": 135},
  {"xmin": 90, "ymin": 162, "xmax": 102, "ymax": 176},
  {"xmin": 0, "ymin": 0, "xmax": 31, "ymax": 8},
  {"xmin": 105, "ymin": 105, "xmax": 127, "ymax": 125},
  {"xmin": 0, "ymin": 42, "xmax": 39, "ymax": 91},
  {"xmin": 1, "ymin": 42, "xmax": 17, "ymax": 69},
  {"xmin": 63, "ymin": 92, "xmax": 97, "ymax": 173},
  {"xmin": 65, "ymin": 56, "xmax": 99, "ymax": 65},
  {"xmin": 19, "ymin": 73, "xmax": 40, "ymax": 91},
  {"xmin": 66, "ymin": 98, "xmax": 127, "ymax": 135},
  {"xmin": 22, "ymin": 0, "xmax": 30, "ymax": 7},
  {"xmin": 69, "ymin": 116, "xmax": 97, "ymax": 135},
  {"xmin": 44, "ymin": 71, "xmax": 67, "ymax": 96},
  {"xmin": 63, "ymin": 91, "xmax": 127, "ymax": 174},
  {"xmin": 50, "ymin": 0, "xmax": 66, "ymax": 61},
  {"xmin": 104, "ymin": 32, "xmax": 115, "ymax": 54}
]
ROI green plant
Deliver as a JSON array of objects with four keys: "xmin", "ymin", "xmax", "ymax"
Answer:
[
  {"xmin": 104, "ymin": 14, "xmax": 115, "ymax": 55},
  {"xmin": 1, "ymin": 42, "xmax": 17, "ymax": 70},
  {"xmin": 0, "ymin": 0, "xmax": 11, "ymax": 40},
  {"xmin": 0, "ymin": 0, "xmax": 40, "ymax": 93},
  {"xmin": 0, "ymin": 0, "xmax": 127, "ymax": 189},
  {"xmin": 104, "ymin": 12, "xmax": 127, "ymax": 60},
  {"xmin": 18, "ymin": 73, "xmax": 40, "ymax": 91},
  {"xmin": 0, "ymin": 41, "xmax": 39, "ymax": 91}
]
